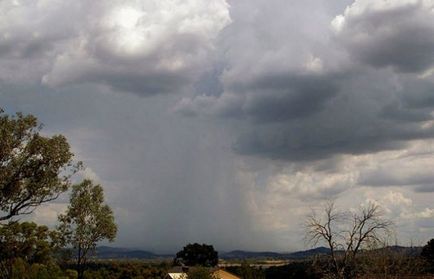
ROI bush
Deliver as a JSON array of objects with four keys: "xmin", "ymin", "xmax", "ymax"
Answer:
[
  {"xmin": 187, "ymin": 267, "xmax": 218, "ymax": 279},
  {"xmin": 265, "ymin": 261, "xmax": 320, "ymax": 279}
]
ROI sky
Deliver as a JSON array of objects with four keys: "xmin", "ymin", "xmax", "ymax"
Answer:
[{"xmin": 1, "ymin": 0, "xmax": 434, "ymax": 253}]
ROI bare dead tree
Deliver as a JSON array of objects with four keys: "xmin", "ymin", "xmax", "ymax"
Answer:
[{"xmin": 305, "ymin": 201, "xmax": 392, "ymax": 279}]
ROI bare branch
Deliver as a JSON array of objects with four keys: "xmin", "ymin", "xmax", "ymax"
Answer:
[{"xmin": 305, "ymin": 201, "xmax": 392, "ymax": 278}]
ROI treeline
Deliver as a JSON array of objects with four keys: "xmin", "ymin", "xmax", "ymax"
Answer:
[
  {"xmin": 225, "ymin": 245, "xmax": 434, "ymax": 279},
  {"xmin": 63, "ymin": 261, "xmax": 170, "ymax": 279},
  {"xmin": 2, "ymin": 258, "xmax": 171, "ymax": 279}
]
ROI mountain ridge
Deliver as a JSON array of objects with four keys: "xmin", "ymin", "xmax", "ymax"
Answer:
[
  {"xmin": 94, "ymin": 246, "xmax": 332, "ymax": 260},
  {"xmin": 93, "ymin": 245, "xmax": 421, "ymax": 260}
]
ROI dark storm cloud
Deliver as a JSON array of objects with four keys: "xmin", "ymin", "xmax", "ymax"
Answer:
[
  {"xmin": 380, "ymin": 78, "xmax": 434, "ymax": 123},
  {"xmin": 233, "ymin": 70, "xmax": 434, "ymax": 161},
  {"xmin": 175, "ymin": 0, "xmax": 434, "ymax": 162},
  {"xmin": 233, "ymin": 114, "xmax": 434, "ymax": 162},
  {"xmin": 380, "ymin": 103, "xmax": 432, "ymax": 123},
  {"xmin": 182, "ymin": 73, "xmax": 343, "ymax": 123},
  {"xmin": 332, "ymin": 0, "xmax": 434, "ymax": 73},
  {"xmin": 235, "ymin": 74, "xmax": 339, "ymax": 123},
  {"xmin": 401, "ymin": 80, "xmax": 434, "ymax": 109}
]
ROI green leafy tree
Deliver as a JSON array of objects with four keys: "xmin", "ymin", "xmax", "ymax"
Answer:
[
  {"xmin": 9, "ymin": 260, "xmax": 64, "ymax": 279},
  {"xmin": 0, "ymin": 109, "xmax": 79, "ymax": 222},
  {"xmin": 0, "ymin": 222, "xmax": 58, "ymax": 279},
  {"xmin": 175, "ymin": 243, "xmax": 218, "ymax": 267},
  {"xmin": 58, "ymin": 179, "xmax": 117, "ymax": 279}
]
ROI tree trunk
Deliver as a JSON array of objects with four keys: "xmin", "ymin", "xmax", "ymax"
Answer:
[{"xmin": 77, "ymin": 245, "xmax": 84, "ymax": 279}]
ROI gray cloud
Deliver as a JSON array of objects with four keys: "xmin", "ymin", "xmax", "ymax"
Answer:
[
  {"xmin": 415, "ymin": 184, "xmax": 434, "ymax": 193},
  {"xmin": 43, "ymin": 0, "xmax": 231, "ymax": 96},
  {"xmin": 175, "ymin": 0, "xmax": 434, "ymax": 162},
  {"xmin": 380, "ymin": 103, "xmax": 432, "ymax": 123},
  {"xmin": 233, "ymin": 73, "xmax": 434, "ymax": 161},
  {"xmin": 0, "ymin": 1, "xmax": 81, "ymax": 57},
  {"xmin": 237, "ymin": 74, "xmax": 339, "ymax": 123},
  {"xmin": 356, "ymin": 146, "xmax": 434, "ymax": 193},
  {"xmin": 0, "ymin": 0, "xmax": 231, "ymax": 96},
  {"xmin": 401, "ymin": 79, "xmax": 434, "ymax": 109},
  {"xmin": 359, "ymin": 170, "xmax": 434, "ymax": 188},
  {"xmin": 332, "ymin": 0, "xmax": 434, "ymax": 73}
]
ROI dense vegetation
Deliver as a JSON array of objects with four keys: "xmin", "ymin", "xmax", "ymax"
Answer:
[
  {"xmin": 174, "ymin": 243, "xmax": 219, "ymax": 267},
  {"xmin": 226, "ymin": 248, "xmax": 434, "ymax": 279}
]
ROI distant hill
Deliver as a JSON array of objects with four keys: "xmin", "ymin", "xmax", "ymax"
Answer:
[
  {"xmin": 220, "ymin": 250, "xmax": 286, "ymax": 259},
  {"xmin": 91, "ymin": 245, "xmax": 421, "ymax": 260},
  {"xmin": 220, "ymin": 247, "xmax": 330, "ymax": 260},
  {"xmin": 94, "ymin": 246, "xmax": 170, "ymax": 259},
  {"xmin": 286, "ymin": 247, "xmax": 331, "ymax": 259},
  {"xmin": 92, "ymin": 246, "xmax": 331, "ymax": 260}
]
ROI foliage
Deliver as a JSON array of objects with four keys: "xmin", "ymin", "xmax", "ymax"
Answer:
[
  {"xmin": 64, "ymin": 269, "xmax": 78, "ymax": 279},
  {"xmin": 58, "ymin": 179, "xmax": 117, "ymax": 279},
  {"xmin": 356, "ymin": 247, "xmax": 427, "ymax": 277},
  {"xmin": 186, "ymin": 267, "xmax": 218, "ymax": 279},
  {"xmin": 0, "ymin": 222, "xmax": 59, "ymax": 278},
  {"xmin": 421, "ymin": 239, "xmax": 434, "ymax": 272},
  {"xmin": 226, "ymin": 262, "xmax": 265, "ymax": 279},
  {"xmin": 0, "ymin": 109, "xmax": 80, "ymax": 222},
  {"xmin": 7, "ymin": 259, "xmax": 67, "ymax": 279},
  {"xmin": 62, "ymin": 260, "xmax": 169, "ymax": 279},
  {"xmin": 265, "ymin": 261, "xmax": 320, "ymax": 279},
  {"xmin": 175, "ymin": 243, "xmax": 218, "ymax": 267},
  {"xmin": 305, "ymin": 202, "xmax": 392, "ymax": 279},
  {"xmin": 8, "ymin": 259, "xmax": 173, "ymax": 279}
]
